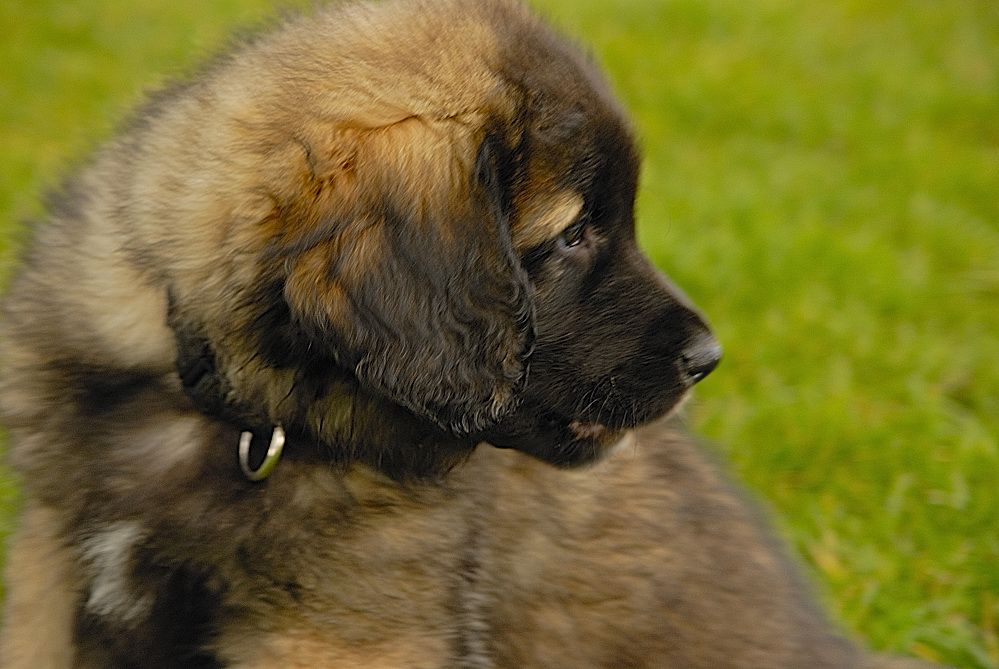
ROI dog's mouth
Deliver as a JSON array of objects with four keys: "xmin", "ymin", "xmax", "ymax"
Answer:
[
  {"xmin": 483, "ymin": 401, "xmax": 642, "ymax": 467},
  {"xmin": 482, "ymin": 369, "xmax": 706, "ymax": 467},
  {"xmin": 568, "ymin": 419, "xmax": 609, "ymax": 440},
  {"xmin": 478, "ymin": 333, "xmax": 723, "ymax": 468}
]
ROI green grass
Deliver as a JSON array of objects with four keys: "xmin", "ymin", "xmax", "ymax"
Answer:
[{"xmin": 2, "ymin": 0, "xmax": 997, "ymax": 666}]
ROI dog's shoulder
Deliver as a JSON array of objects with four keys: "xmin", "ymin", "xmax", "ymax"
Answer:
[{"xmin": 475, "ymin": 424, "xmax": 861, "ymax": 667}]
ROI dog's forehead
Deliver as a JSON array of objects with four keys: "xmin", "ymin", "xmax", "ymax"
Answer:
[{"xmin": 512, "ymin": 190, "xmax": 584, "ymax": 250}]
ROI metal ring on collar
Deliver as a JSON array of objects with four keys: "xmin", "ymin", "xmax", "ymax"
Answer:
[{"xmin": 239, "ymin": 425, "xmax": 285, "ymax": 481}]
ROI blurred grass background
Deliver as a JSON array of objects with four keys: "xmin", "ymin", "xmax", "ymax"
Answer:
[{"xmin": 0, "ymin": 0, "xmax": 996, "ymax": 666}]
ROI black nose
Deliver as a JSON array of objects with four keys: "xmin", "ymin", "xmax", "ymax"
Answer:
[{"xmin": 681, "ymin": 332, "xmax": 722, "ymax": 384}]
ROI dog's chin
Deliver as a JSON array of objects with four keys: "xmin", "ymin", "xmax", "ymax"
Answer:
[
  {"xmin": 522, "ymin": 423, "xmax": 628, "ymax": 467},
  {"xmin": 485, "ymin": 427, "xmax": 621, "ymax": 468},
  {"xmin": 482, "ymin": 389, "xmax": 690, "ymax": 468}
]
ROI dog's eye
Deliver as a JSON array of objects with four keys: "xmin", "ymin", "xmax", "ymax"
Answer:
[
  {"xmin": 559, "ymin": 217, "xmax": 588, "ymax": 248},
  {"xmin": 521, "ymin": 212, "xmax": 597, "ymax": 275}
]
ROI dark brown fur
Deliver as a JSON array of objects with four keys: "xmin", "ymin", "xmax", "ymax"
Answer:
[{"xmin": 0, "ymin": 1, "xmax": 943, "ymax": 667}]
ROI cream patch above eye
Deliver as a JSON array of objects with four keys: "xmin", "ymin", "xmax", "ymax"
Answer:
[{"xmin": 514, "ymin": 191, "xmax": 585, "ymax": 250}]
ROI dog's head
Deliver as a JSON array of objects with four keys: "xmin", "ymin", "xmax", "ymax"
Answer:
[{"xmin": 164, "ymin": 0, "xmax": 720, "ymax": 475}]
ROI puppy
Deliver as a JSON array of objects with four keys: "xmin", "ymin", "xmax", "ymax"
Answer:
[{"xmin": 0, "ymin": 0, "xmax": 944, "ymax": 667}]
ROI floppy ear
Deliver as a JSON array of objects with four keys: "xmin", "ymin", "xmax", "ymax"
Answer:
[{"xmin": 281, "ymin": 129, "xmax": 534, "ymax": 435}]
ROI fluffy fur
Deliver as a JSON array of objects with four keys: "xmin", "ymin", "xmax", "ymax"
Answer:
[{"xmin": 0, "ymin": 1, "xmax": 944, "ymax": 667}]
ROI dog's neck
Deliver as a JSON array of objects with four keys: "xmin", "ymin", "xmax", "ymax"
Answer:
[
  {"xmin": 299, "ymin": 378, "xmax": 478, "ymax": 479},
  {"xmin": 174, "ymin": 328, "xmax": 476, "ymax": 481}
]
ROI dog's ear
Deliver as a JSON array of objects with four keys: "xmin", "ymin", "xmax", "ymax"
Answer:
[{"xmin": 281, "ymin": 126, "xmax": 534, "ymax": 435}]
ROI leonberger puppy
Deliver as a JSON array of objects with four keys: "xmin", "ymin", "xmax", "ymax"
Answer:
[{"xmin": 0, "ymin": 0, "xmax": 945, "ymax": 667}]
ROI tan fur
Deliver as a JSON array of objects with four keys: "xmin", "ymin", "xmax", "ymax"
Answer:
[
  {"xmin": 224, "ymin": 631, "xmax": 446, "ymax": 669},
  {"xmin": 0, "ymin": 506, "xmax": 77, "ymax": 669},
  {"xmin": 514, "ymin": 190, "xmax": 585, "ymax": 249}
]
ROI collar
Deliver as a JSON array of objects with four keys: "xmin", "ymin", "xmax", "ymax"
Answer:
[{"xmin": 174, "ymin": 327, "xmax": 285, "ymax": 482}]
